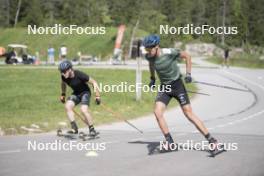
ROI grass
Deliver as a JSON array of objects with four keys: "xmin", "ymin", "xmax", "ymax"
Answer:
[
  {"xmin": 207, "ymin": 54, "xmax": 264, "ymax": 69},
  {"xmin": 0, "ymin": 27, "xmax": 148, "ymax": 61},
  {"xmin": 0, "ymin": 67, "xmax": 197, "ymax": 134}
]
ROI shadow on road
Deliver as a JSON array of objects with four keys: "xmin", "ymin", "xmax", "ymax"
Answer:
[{"xmin": 128, "ymin": 140, "xmax": 219, "ymax": 157}]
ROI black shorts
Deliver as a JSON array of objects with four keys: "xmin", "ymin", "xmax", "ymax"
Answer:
[
  {"xmin": 67, "ymin": 91, "xmax": 91, "ymax": 106},
  {"xmin": 155, "ymin": 79, "xmax": 190, "ymax": 106}
]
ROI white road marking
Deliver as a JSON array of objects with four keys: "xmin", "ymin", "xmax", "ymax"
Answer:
[
  {"xmin": 223, "ymin": 70, "xmax": 264, "ymax": 90},
  {"xmin": 213, "ymin": 109, "xmax": 264, "ymax": 130},
  {"xmin": 104, "ymin": 140, "xmax": 120, "ymax": 144},
  {"xmin": 208, "ymin": 70, "xmax": 264, "ymax": 130},
  {"xmin": 0, "ymin": 149, "xmax": 21, "ymax": 155}
]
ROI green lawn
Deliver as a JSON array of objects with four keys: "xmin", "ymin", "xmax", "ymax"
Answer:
[
  {"xmin": 207, "ymin": 55, "xmax": 264, "ymax": 69},
  {"xmin": 0, "ymin": 67, "xmax": 197, "ymax": 134},
  {"xmin": 0, "ymin": 27, "xmax": 148, "ymax": 61}
]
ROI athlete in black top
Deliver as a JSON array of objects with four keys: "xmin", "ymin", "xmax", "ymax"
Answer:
[
  {"xmin": 59, "ymin": 60, "xmax": 101, "ymax": 136},
  {"xmin": 61, "ymin": 70, "xmax": 91, "ymax": 96}
]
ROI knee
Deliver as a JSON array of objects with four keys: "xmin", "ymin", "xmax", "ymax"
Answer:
[
  {"xmin": 182, "ymin": 106, "xmax": 193, "ymax": 117},
  {"xmin": 65, "ymin": 102, "xmax": 73, "ymax": 112},
  {"xmin": 80, "ymin": 106, "xmax": 88, "ymax": 113}
]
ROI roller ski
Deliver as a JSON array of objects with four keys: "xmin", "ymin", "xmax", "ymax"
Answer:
[
  {"xmin": 57, "ymin": 129, "xmax": 79, "ymax": 140},
  {"xmin": 79, "ymin": 129, "xmax": 100, "ymax": 141},
  {"xmin": 208, "ymin": 137, "xmax": 226, "ymax": 157},
  {"xmin": 149, "ymin": 135, "xmax": 178, "ymax": 155}
]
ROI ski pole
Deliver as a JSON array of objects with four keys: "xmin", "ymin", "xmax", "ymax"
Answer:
[
  {"xmin": 186, "ymin": 90, "xmax": 210, "ymax": 96},
  {"xmin": 101, "ymin": 103, "xmax": 144, "ymax": 134},
  {"xmin": 72, "ymin": 109, "xmax": 88, "ymax": 125},
  {"xmin": 61, "ymin": 100, "xmax": 88, "ymax": 125},
  {"xmin": 194, "ymin": 81, "xmax": 250, "ymax": 93}
]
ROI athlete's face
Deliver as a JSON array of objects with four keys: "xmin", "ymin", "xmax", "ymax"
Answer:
[
  {"xmin": 145, "ymin": 46, "xmax": 159, "ymax": 57},
  {"xmin": 61, "ymin": 68, "xmax": 72, "ymax": 78}
]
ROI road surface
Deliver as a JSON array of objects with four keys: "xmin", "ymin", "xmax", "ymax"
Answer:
[{"xmin": 0, "ymin": 60, "xmax": 264, "ymax": 176}]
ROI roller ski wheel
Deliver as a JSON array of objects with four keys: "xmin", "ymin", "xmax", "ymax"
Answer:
[
  {"xmin": 208, "ymin": 141, "xmax": 226, "ymax": 157},
  {"xmin": 56, "ymin": 129, "xmax": 78, "ymax": 139},
  {"xmin": 81, "ymin": 131, "xmax": 100, "ymax": 141},
  {"xmin": 149, "ymin": 141, "xmax": 178, "ymax": 155},
  {"xmin": 57, "ymin": 129, "xmax": 63, "ymax": 137}
]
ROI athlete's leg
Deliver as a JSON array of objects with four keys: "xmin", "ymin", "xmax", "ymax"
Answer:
[
  {"xmin": 80, "ymin": 93, "xmax": 98, "ymax": 135},
  {"xmin": 182, "ymin": 105, "xmax": 222, "ymax": 151},
  {"xmin": 65, "ymin": 100, "xmax": 78, "ymax": 133},
  {"xmin": 154, "ymin": 89, "xmax": 174, "ymax": 143},
  {"xmin": 173, "ymin": 79, "xmax": 211, "ymax": 137},
  {"xmin": 80, "ymin": 104, "xmax": 93, "ymax": 126},
  {"xmin": 65, "ymin": 100, "xmax": 75, "ymax": 122},
  {"xmin": 154, "ymin": 101, "xmax": 174, "ymax": 144},
  {"xmin": 80, "ymin": 104, "xmax": 98, "ymax": 135},
  {"xmin": 181, "ymin": 104, "xmax": 209, "ymax": 135},
  {"xmin": 226, "ymin": 58, "xmax": 230, "ymax": 68},
  {"xmin": 222, "ymin": 58, "xmax": 225, "ymax": 67},
  {"xmin": 154, "ymin": 101, "xmax": 169, "ymax": 135},
  {"xmin": 173, "ymin": 79, "xmax": 218, "ymax": 145}
]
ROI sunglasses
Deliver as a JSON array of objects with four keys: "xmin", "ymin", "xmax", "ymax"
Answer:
[
  {"xmin": 145, "ymin": 47, "xmax": 155, "ymax": 52},
  {"xmin": 61, "ymin": 69, "xmax": 70, "ymax": 74}
]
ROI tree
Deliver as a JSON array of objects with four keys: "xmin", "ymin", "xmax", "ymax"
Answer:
[
  {"xmin": 0, "ymin": 0, "xmax": 11, "ymax": 27},
  {"xmin": 14, "ymin": 0, "xmax": 21, "ymax": 27}
]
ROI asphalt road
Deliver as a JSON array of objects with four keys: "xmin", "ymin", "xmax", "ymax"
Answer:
[{"xmin": 0, "ymin": 63, "xmax": 264, "ymax": 176}]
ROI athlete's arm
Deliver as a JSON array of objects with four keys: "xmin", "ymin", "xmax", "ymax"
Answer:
[
  {"xmin": 149, "ymin": 61, "xmax": 155, "ymax": 79},
  {"xmin": 180, "ymin": 51, "xmax": 192, "ymax": 83},
  {"xmin": 60, "ymin": 81, "xmax": 67, "ymax": 103},
  {"xmin": 88, "ymin": 78, "xmax": 100, "ymax": 98},
  {"xmin": 61, "ymin": 81, "xmax": 67, "ymax": 94},
  {"xmin": 148, "ymin": 61, "xmax": 156, "ymax": 87},
  {"xmin": 180, "ymin": 51, "xmax": 192, "ymax": 75}
]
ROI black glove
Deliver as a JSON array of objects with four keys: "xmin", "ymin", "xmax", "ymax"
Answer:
[
  {"xmin": 149, "ymin": 76, "xmax": 156, "ymax": 88},
  {"xmin": 184, "ymin": 73, "xmax": 192, "ymax": 83},
  {"xmin": 60, "ymin": 93, "xmax": 66, "ymax": 104},
  {"xmin": 95, "ymin": 96, "xmax": 101, "ymax": 105}
]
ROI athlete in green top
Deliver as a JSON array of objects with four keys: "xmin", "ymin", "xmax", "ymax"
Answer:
[
  {"xmin": 143, "ymin": 35, "xmax": 220, "ymax": 151},
  {"xmin": 146, "ymin": 48, "xmax": 182, "ymax": 84}
]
